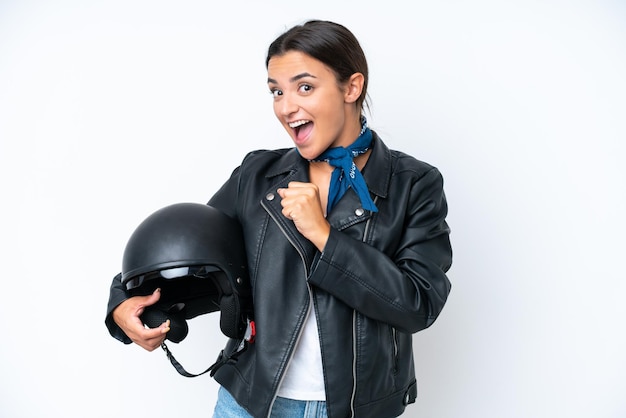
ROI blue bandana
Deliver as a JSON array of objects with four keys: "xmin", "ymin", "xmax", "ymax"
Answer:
[{"xmin": 310, "ymin": 118, "xmax": 378, "ymax": 214}]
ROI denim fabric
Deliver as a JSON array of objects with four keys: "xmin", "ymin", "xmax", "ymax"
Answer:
[
  {"xmin": 213, "ymin": 386, "xmax": 328, "ymax": 418},
  {"xmin": 213, "ymin": 386, "xmax": 253, "ymax": 418},
  {"xmin": 270, "ymin": 395, "xmax": 327, "ymax": 418}
]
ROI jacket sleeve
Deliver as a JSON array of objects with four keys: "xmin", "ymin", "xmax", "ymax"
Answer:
[
  {"xmin": 207, "ymin": 165, "xmax": 242, "ymax": 217},
  {"xmin": 104, "ymin": 162, "xmax": 245, "ymax": 344},
  {"xmin": 104, "ymin": 273, "xmax": 133, "ymax": 344},
  {"xmin": 308, "ymin": 167, "xmax": 452, "ymax": 334}
]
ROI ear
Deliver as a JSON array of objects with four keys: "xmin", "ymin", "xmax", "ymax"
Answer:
[{"xmin": 344, "ymin": 72, "xmax": 364, "ymax": 104}]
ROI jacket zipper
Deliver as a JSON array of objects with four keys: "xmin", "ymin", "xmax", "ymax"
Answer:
[
  {"xmin": 350, "ymin": 196, "xmax": 379, "ymax": 417},
  {"xmin": 350, "ymin": 310, "xmax": 358, "ymax": 418},
  {"xmin": 391, "ymin": 327, "xmax": 399, "ymax": 373},
  {"xmin": 262, "ymin": 200, "xmax": 312, "ymax": 418}
]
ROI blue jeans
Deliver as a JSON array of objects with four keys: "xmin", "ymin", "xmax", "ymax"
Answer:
[{"xmin": 213, "ymin": 386, "xmax": 328, "ymax": 418}]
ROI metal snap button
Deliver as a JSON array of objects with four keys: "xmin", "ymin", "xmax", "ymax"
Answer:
[
  {"xmin": 266, "ymin": 192, "xmax": 275, "ymax": 201},
  {"xmin": 355, "ymin": 208, "xmax": 365, "ymax": 216}
]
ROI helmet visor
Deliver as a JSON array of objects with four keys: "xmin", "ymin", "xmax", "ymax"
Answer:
[{"xmin": 124, "ymin": 264, "xmax": 222, "ymax": 291}]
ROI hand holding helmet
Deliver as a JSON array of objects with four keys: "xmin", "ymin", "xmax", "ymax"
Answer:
[
  {"xmin": 112, "ymin": 288, "xmax": 170, "ymax": 351},
  {"xmin": 114, "ymin": 202, "xmax": 254, "ymax": 376}
]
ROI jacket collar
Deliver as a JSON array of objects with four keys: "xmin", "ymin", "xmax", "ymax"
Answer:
[
  {"xmin": 264, "ymin": 131, "xmax": 392, "ymax": 200},
  {"xmin": 360, "ymin": 131, "xmax": 391, "ymax": 199}
]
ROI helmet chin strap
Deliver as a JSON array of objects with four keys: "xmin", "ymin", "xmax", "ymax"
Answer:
[{"xmin": 159, "ymin": 318, "xmax": 256, "ymax": 378}]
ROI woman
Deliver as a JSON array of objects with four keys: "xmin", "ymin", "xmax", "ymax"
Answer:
[{"xmin": 106, "ymin": 20, "xmax": 452, "ymax": 418}]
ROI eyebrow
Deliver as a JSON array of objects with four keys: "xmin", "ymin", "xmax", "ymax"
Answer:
[{"xmin": 267, "ymin": 72, "xmax": 316, "ymax": 84}]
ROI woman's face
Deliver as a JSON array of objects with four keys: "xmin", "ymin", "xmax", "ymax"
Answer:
[{"xmin": 267, "ymin": 51, "xmax": 361, "ymax": 160}]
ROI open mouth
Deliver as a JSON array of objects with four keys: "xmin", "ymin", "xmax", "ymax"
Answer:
[{"xmin": 289, "ymin": 120, "xmax": 313, "ymax": 142}]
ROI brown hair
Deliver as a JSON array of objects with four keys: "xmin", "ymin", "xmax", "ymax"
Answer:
[{"xmin": 266, "ymin": 20, "xmax": 370, "ymax": 113}]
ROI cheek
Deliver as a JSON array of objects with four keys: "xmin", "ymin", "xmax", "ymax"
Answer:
[
  {"xmin": 318, "ymin": 94, "xmax": 343, "ymax": 117},
  {"xmin": 318, "ymin": 104, "xmax": 343, "ymax": 129}
]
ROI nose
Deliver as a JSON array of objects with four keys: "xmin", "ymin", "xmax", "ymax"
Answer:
[{"xmin": 276, "ymin": 92, "xmax": 298, "ymax": 117}]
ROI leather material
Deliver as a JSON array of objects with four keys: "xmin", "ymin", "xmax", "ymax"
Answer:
[
  {"xmin": 105, "ymin": 132, "xmax": 452, "ymax": 418},
  {"xmin": 207, "ymin": 132, "xmax": 452, "ymax": 417}
]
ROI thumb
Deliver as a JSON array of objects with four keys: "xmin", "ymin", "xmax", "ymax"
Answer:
[
  {"xmin": 144, "ymin": 287, "xmax": 162, "ymax": 306},
  {"xmin": 137, "ymin": 288, "xmax": 162, "ymax": 315}
]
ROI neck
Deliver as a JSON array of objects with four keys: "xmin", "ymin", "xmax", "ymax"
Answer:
[{"xmin": 342, "ymin": 113, "xmax": 363, "ymax": 145}]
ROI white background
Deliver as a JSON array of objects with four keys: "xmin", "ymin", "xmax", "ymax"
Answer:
[{"xmin": 1, "ymin": 1, "xmax": 625, "ymax": 417}]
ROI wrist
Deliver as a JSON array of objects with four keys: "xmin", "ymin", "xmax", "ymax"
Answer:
[{"xmin": 311, "ymin": 223, "xmax": 331, "ymax": 252}]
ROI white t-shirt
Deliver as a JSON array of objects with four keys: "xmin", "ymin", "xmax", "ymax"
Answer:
[{"xmin": 276, "ymin": 296, "xmax": 326, "ymax": 400}]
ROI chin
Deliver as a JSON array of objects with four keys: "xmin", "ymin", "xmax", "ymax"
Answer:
[{"xmin": 294, "ymin": 146, "xmax": 320, "ymax": 161}]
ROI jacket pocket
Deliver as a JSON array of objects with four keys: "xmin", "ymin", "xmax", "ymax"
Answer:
[{"xmin": 389, "ymin": 326, "xmax": 399, "ymax": 374}]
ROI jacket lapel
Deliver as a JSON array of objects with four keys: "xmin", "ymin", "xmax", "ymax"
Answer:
[
  {"xmin": 328, "ymin": 132, "xmax": 392, "ymax": 230},
  {"xmin": 261, "ymin": 133, "xmax": 392, "ymax": 255},
  {"xmin": 260, "ymin": 150, "xmax": 318, "ymax": 270}
]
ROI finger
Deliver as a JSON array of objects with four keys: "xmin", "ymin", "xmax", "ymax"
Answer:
[
  {"xmin": 140, "ymin": 317, "xmax": 171, "ymax": 333},
  {"xmin": 286, "ymin": 181, "xmax": 310, "ymax": 189},
  {"xmin": 143, "ymin": 287, "xmax": 162, "ymax": 306},
  {"xmin": 282, "ymin": 207, "xmax": 293, "ymax": 220},
  {"xmin": 136, "ymin": 334, "xmax": 166, "ymax": 352},
  {"xmin": 131, "ymin": 323, "xmax": 170, "ymax": 351},
  {"xmin": 159, "ymin": 319, "xmax": 171, "ymax": 334},
  {"xmin": 135, "ymin": 288, "xmax": 162, "ymax": 317},
  {"xmin": 278, "ymin": 183, "xmax": 313, "ymax": 199}
]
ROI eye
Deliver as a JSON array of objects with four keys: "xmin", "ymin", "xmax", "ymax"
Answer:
[
  {"xmin": 269, "ymin": 88, "xmax": 283, "ymax": 98},
  {"xmin": 298, "ymin": 84, "xmax": 313, "ymax": 94}
]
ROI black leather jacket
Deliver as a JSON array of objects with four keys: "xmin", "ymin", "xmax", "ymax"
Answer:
[{"xmin": 105, "ymin": 132, "xmax": 452, "ymax": 418}]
